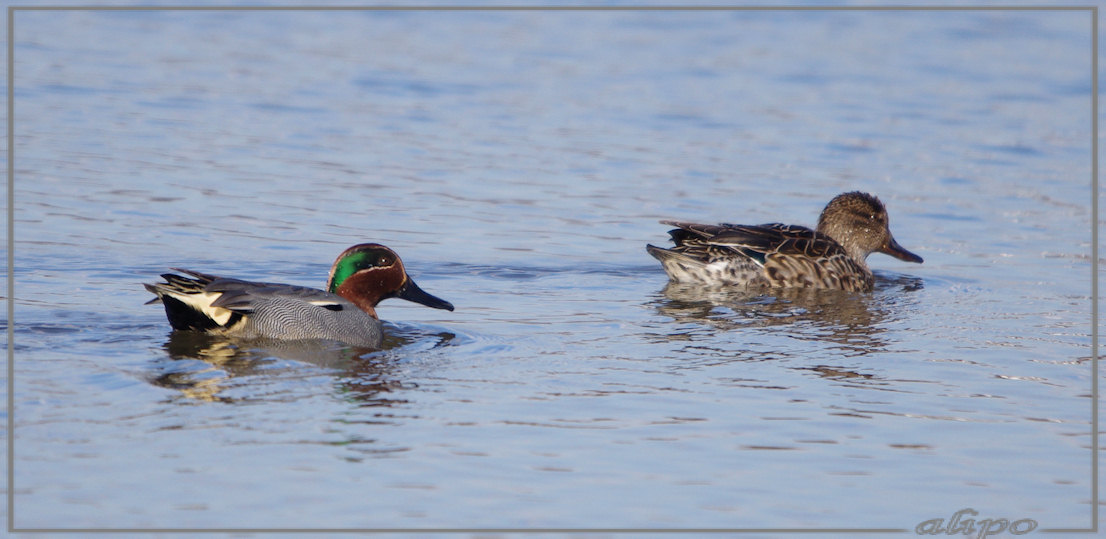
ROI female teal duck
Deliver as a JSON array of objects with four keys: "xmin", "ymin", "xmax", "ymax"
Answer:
[
  {"xmin": 145, "ymin": 243, "xmax": 454, "ymax": 348},
  {"xmin": 646, "ymin": 191, "xmax": 923, "ymax": 292}
]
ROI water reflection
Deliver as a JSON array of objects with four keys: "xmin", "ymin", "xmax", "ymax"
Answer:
[
  {"xmin": 796, "ymin": 364, "xmax": 907, "ymax": 394},
  {"xmin": 146, "ymin": 328, "xmax": 455, "ymax": 404},
  {"xmin": 650, "ymin": 273, "xmax": 924, "ymax": 356}
]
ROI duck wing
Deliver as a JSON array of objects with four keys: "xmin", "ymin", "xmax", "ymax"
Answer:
[
  {"xmin": 660, "ymin": 221, "xmax": 837, "ymax": 264},
  {"xmin": 145, "ymin": 269, "xmax": 349, "ymax": 332},
  {"xmin": 203, "ymin": 277, "xmax": 345, "ymax": 313},
  {"xmin": 702, "ymin": 223, "xmax": 842, "ymax": 260},
  {"xmin": 706, "ymin": 224, "xmax": 873, "ymax": 290}
]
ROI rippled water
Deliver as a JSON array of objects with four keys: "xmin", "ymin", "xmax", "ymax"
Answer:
[{"xmin": 6, "ymin": 8, "xmax": 1097, "ymax": 532}]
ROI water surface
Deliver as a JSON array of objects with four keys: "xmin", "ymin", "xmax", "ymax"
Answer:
[{"xmin": 7, "ymin": 8, "xmax": 1096, "ymax": 532}]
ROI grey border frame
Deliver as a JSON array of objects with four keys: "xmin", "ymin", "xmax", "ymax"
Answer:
[{"xmin": 5, "ymin": 4, "xmax": 1098, "ymax": 535}]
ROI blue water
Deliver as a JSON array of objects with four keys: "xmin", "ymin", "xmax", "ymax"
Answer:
[{"xmin": 5, "ymin": 7, "xmax": 1097, "ymax": 533}]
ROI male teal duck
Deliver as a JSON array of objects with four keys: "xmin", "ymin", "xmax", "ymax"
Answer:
[
  {"xmin": 646, "ymin": 191, "xmax": 923, "ymax": 292},
  {"xmin": 144, "ymin": 243, "xmax": 454, "ymax": 348}
]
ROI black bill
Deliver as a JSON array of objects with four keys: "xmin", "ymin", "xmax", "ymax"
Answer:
[
  {"xmin": 882, "ymin": 235, "xmax": 924, "ymax": 264},
  {"xmin": 396, "ymin": 278, "xmax": 455, "ymax": 311}
]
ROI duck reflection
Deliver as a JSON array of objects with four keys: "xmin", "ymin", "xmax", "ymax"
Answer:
[
  {"xmin": 651, "ymin": 273, "xmax": 923, "ymax": 357},
  {"xmin": 147, "ymin": 326, "xmax": 455, "ymax": 404}
]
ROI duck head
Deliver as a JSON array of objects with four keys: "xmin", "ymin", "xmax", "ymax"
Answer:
[
  {"xmin": 326, "ymin": 243, "xmax": 455, "ymax": 318},
  {"xmin": 815, "ymin": 191, "xmax": 924, "ymax": 265}
]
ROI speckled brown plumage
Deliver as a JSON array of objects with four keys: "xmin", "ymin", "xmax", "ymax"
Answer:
[{"xmin": 646, "ymin": 192, "xmax": 923, "ymax": 292}]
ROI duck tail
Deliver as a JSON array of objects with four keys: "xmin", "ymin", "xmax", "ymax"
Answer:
[
  {"xmin": 144, "ymin": 272, "xmax": 235, "ymax": 332},
  {"xmin": 646, "ymin": 244, "xmax": 711, "ymax": 282}
]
